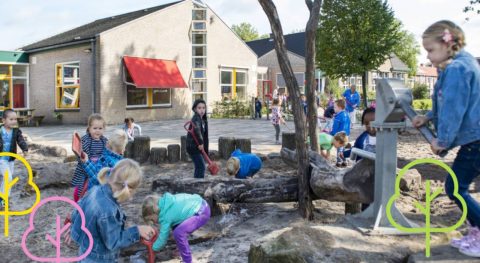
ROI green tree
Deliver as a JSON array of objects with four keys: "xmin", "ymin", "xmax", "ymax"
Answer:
[
  {"xmin": 412, "ymin": 82, "xmax": 429, "ymax": 100},
  {"xmin": 394, "ymin": 20, "xmax": 420, "ymax": 76},
  {"xmin": 464, "ymin": 0, "xmax": 480, "ymax": 20},
  {"xmin": 231, "ymin": 22, "xmax": 266, "ymax": 41},
  {"xmin": 316, "ymin": 0, "xmax": 402, "ymax": 108}
]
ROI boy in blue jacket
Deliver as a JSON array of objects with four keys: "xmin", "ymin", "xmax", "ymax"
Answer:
[{"xmin": 226, "ymin": 149, "xmax": 262, "ymax": 179}]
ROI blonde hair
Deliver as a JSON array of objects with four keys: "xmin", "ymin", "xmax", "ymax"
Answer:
[
  {"xmin": 98, "ymin": 159, "xmax": 142, "ymax": 202},
  {"xmin": 226, "ymin": 157, "xmax": 240, "ymax": 176},
  {"xmin": 87, "ymin": 113, "xmax": 106, "ymax": 130},
  {"xmin": 142, "ymin": 195, "xmax": 160, "ymax": 224},
  {"xmin": 423, "ymin": 20, "xmax": 466, "ymax": 56},
  {"xmin": 108, "ymin": 129, "xmax": 128, "ymax": 153},
  {"xmin": 333, "ymin": 131, "xmax": 348, "ymax": 145}
]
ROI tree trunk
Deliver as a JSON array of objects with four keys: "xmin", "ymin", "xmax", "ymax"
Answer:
[
  {"xmin": 180, "ymin": 135, "xmax": 190, "ymax": 162},
  {"xmin": 167, "ymin": 144, "xmax": 181, "ymax": 163},
  {"xmin": 150, "ymin": 147, "xmax": 167, "ymax": 165},
  {"xmin": 259, "ymin": 0, "xmax": 314, "ymax": 220},
  {"xmin": 362, "ymin": 71, "xmax": 368, "ymax": 109},
  {"xmin": 305, "ymin": 0, "xmax": 322, "ymax": 153},
  {"xmin": 133, "ymin": 136, "xmax": 150, "ymax": 163},
  {"xmin": 235, "ymin": 138, "xmax": 252, "ymax": 153},
  {"xmin": 282, "ymin": 132, "xmax": 296, "ymax": 150},
  {"xmin": 218, "ymin": 137, "xmax": 236, "ymax": 159}
]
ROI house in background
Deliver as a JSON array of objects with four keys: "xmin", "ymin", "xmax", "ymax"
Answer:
[
  {"xmin": 18, "ymin": 0, "xmax": 257, "ymax": 124},
  {"xmin": 414, "ymin": 64, "xmax": 438, "ymax": 95},
  {"xmin": 0, "ymin": 51, "xmax": 29, "ymax": 111}
]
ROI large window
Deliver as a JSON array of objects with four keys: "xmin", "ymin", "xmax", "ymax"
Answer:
[
  {"xmin": 152, "ymin": 89, "xmax": 171, "ymax": 105},
  {"xmin": 221, "ymin": 70, "xmax": 233, "ymax": 100},
  {"xmin": 127, "ymin": 84, "xmax": 147, "ymax": 106},
  {"xmin": 0, "ymin": 64, "xmax": 29, "ymax": 109},
  {"xmin": 220, "ymin": 68, "xmax": 248, "ymax": 101},
  {"xmin": 125, "ymin": 67, "xmax": 171, "ymax": 107},
  {"xmin": 191, "ymin": 7, "xmax": 208, "ymax": 104},
  {"xmin": 55, "ymin": 62, "xmax": 80, "ymax": 109},
  {"xmin": 236, "ymin": 71, "xmax": 247, "ymax": 100}
]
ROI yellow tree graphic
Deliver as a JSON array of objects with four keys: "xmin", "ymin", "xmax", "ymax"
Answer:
[
  {"xmin": 0, "ymin": 152, "xmax": 41, "ymax": 237},
  {"xmin": 387, "ymin": 159, "xmax": 467, "ymax": 257}
]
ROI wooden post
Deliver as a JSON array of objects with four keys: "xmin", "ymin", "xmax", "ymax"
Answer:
[
  {"xmin": 150, "ymin": 147, "xmax": 167, "ymax": 165},
  {"xmin": 235, "ymin": 138, "xmax": 251, "ymax": 153},
  {"xmin": 167, "ymin": 144, "xmax": 181, "ymax": 163},
  {"xmin": 124, "ymin": 141, "xmax": 134, "ymax": 158},
  {"xmin": 281, "ymin": 132, "xmax": 296, "ymax": 150},
  {"xmin": 180, "ymin": 136, "xmax": 190, "ymax": 162},
  {"xmin": 218, "ymin": 137, "xmax": 236, "ymax": 159},
  {"xmin": 133, "ymin": 136, "xmax": 150, "ymax": 164}
]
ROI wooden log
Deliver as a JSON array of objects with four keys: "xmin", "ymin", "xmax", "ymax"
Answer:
[
  {"xmin": 167, "ymin": 144, "xmax": 181, "ymax": 163},
  {"xmin": 28, "ymin": 143, "xmax": 67, "ymax": 157},
  {"xmin": 180, "ymin": 135, "xmax": 190, "ymax": 162},
  {"xmin": 133, "ymin": 136, "xmax": 150, "ymax": 163},
  {"xmin": 281, "ymin": 132, "xmax": 296, "ymax": 150},
  {"xmin": 235, "ymin": 138, "xmax": 252, "ymax": 153},
  {"xmin": 218, "ymin": 136, "xmax": 236, "ymax": 159},
  {"xmin": 345, "ymin": 203, "xmax": 362, "ymax": 215},
  {"xmin": 150, "ymin": 147, "xmax": 167, "ymax": 165},
  {"xmin": 124, "ymin": 141, "xmax": 134, "ymax": 159}
]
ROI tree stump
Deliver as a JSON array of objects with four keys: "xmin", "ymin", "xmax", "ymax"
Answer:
[
  {"xmin": 344, "ymin": 203, "xmax": 362, "ymax": 215},
  {"xmin": 124, "ymin": 141, "xmax": 134, "ymax": 158},
  {"xmin": 167, "ymin": 144, "xmax": 181, "ymax": 163},
  {"xmin": 235, "ymin": 138, "xmax": 252, "ymax": 153},
  {"xmin": 282, "ymin": 132, "xmax": 296, "ymax": 150},
  {"xmin": 133, "ymin": 136, "xmax": 150, "ymax": 163},
  {"xmin": 218, "ymin": 137, "xmax": 236, "ymax": 159},
  {"xmin": 180, "ymin": 136, "xmax": 190, "ymax": 162},
  {"xmin": 150, "ymin": 147, "xmax": 167, "ymax": 165}
]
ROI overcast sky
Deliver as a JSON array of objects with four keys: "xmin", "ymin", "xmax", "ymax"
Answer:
[{"xmin": 1, "ymin": 0, "xmax": 478, "ymax": 63}]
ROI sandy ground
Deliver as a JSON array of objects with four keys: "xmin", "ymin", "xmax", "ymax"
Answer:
[{"xmin": 0, "ymin": 128, "xmax": 477, "ymax": 263}]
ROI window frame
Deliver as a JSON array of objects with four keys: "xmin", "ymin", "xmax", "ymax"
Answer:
[{"xmin": 55, "ymin": 61, "xmax": 80, "ymax": 109}]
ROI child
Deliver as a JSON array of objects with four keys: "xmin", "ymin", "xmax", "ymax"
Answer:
[
  {"xmin": 330, "ymin": 99, "xmax": 351, "ymax": 136},
  {"xmin": 318, "ymin": 132, "xmax": 348, "ymax": 167},
  {"xmin": 412, "ymin": 20, "xmax": 480, "ymax": 257},
  {"xmin": 186, "ymin": 99, "xmax": 209, "ymax": 179},
  {"xmin": 123, "ymin": 117, "xmax": 142, "ymax": 142},
  {"xmin": 322, "ymin": 104, "xmax": 335, "ymax": 133},
  {"xmin": 0, "ymin": 109, "xmax": 28, "ymax": 208},
  {"xmin": 72, "ymin": 113, "xmax": 108, "ymax": 202},
  {"xmin": 301, "ymin": 94, "xmax": 308, "ymax": 115},
  {"xmin": 226, "ymin": 149, "xmax": 262, "ymax": 179},
  {"xmin": 271, "ymin": 98, "xmax": 285, "ymax": 145},
  {"xmin": 80, "ymin": 129, "xmax": 127, "ymax": 189},
  {"xmin": 345, "ymin": 107, "xmax": 376, "ymax": 161},
  {"xmin": 142, "ymin": 193, "xmax": 211, "ymax": 263},
  {"xmin": 254, "ymin": 98, "xmax": 262, "ymax": 120},
  {"xmin": 69, "ymin": 159, "xmax": 155, "ymax": 262}
]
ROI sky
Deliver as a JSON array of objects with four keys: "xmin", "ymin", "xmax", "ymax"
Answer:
[{"xmin": 1, "ymin": 0, "xmax": 479, "ymax": 64}]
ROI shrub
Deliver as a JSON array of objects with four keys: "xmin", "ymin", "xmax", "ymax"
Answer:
[
  {"xmin": 413, "ymin": 99, "xmax": 432, "ymax": 110},
  {"xmin": 412, "ymin": 83, "xmax": 430, "ymax": 100},
  {"xmin": 211, "ymin": 99, "xmax": 252, "ymax": 118}
]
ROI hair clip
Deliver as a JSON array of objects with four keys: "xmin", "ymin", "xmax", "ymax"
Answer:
[{"xmin": 442, "ymin": 29, "xmax": 453, "ymax": 44}]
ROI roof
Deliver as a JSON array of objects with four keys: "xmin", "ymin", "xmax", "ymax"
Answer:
[
  {"xmin": 0, "ymin": 51, "xmax": 28, "ymax": 63},
  {"xmin": 417, "ymin": 66, "xmax": 438, "ymax": 77},
  {"xmin": 246, "ymin": 32, "xmax": 306, "ymax": 58},
  {"xmin": 123, "ymin": 56, "xmax": 187, "ymax": 88},
  {"xmin": 389, "ymin": 54, "xmax": 409, "ymax": 72},
  {"xmin": 21, "ymin": 1, "xmax": 183, "ymax": 52}
]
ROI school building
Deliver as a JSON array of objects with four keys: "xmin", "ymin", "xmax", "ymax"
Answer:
[{"xmin": 6, "ymin": 0, "xmax": 257, "ymax": 124}]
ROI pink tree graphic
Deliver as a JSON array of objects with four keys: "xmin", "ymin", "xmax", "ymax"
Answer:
[{"xmin": 21, "ymin": 196, "xmax": 94, "ymax": 262}]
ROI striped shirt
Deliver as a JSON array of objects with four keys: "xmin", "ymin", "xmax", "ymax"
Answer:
[{"xmin": 72, "ymin": 133, "xmax": 108, "ymax": 192}]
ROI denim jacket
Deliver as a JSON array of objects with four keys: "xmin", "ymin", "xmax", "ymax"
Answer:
[
  {"xmin": 70, "ymin": 184, "xmax": 140, "ymax": 262},
  {"xmin": 426, "ymin": 50, "xmax": 480, "ymax": 149}
]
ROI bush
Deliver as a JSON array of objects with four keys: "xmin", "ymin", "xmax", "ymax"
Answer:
[
  {"xmin": 211, "ymin": 99, "xmax": 252, "ymax": 118},
  {"xmin": 413, "ymin": 99, "xmax": 432, "ymax": 110},
  {"xmin": 412, "ymin": 83, "xmax": 430, "ymax": 100}
]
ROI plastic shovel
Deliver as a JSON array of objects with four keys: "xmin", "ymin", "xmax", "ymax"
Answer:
[{"xmin": 184, "ymin": 121, "xmax": 220, "ymax": 175}]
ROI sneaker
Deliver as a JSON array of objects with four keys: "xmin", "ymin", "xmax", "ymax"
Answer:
[
  {"xmin": 460, "ymin": 242, "xmax": 480, "ymax": 257},
  {"xmin": 341, "ymin": 162, "xmax": 347, "ymax": 167},
  {"xmin": 451, "ymin": 226, "xmax": 480, "ymax": 249}
]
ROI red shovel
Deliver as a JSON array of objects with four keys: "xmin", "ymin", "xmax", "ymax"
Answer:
[
  {"xmin": 184, "ymin": 121, "xmax": 220, "ymax": 175},
  {"xmin": 140, "ymin": 228, "xmax": 159, "ymax": 263}
]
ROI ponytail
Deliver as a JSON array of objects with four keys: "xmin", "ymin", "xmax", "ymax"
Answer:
[
  {"xmin": 101, "ymin": 159, "xmax": 142, "ymax": 202},
  {"xmin": 97, "ymin": 168, "xmax": 110, "ymax": 185}
]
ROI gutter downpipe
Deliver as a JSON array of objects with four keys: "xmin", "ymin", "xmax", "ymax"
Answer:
[{"xmin": 91, "ymin": 37, "xmax": 97, "ymax": 113}]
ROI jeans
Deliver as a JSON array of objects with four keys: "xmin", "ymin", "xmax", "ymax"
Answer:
[
  {"xmin": 173, "ymin": 201, "xmax": 211, "ymax": 263},
  {"xmin": 273, "ymin": 124, "xmax": 280, "ymax": 141},
  {"xmin": 255, "ymin": 110, "xmax": 262, "ymax": 119},
  {"xmin": 0, "ymin": 160, "xmax": 15, "ymax": 198},
  {"xmin": 336, "ymin": 147, "xmax": 345, "ymax": 163},
  {"xmin": 190, "ymin": 153, "xmax": 205, "ymax": 179},
  {"xmin": 445, "ymin": 141, "xmax": 480, "ymax": 227}
]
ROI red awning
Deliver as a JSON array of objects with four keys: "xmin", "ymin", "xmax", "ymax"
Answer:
[{"xmin": 123, "ymin": 56, "xmax": 188, "ymax": 88}]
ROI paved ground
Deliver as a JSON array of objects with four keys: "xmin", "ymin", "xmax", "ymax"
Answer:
[{"xmin": 22, "ymin": 118, "xmax": 364, "ymax": 155}]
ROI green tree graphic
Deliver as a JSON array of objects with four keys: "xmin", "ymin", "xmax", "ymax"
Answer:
[{"xmin": 387, "ymin": 158, "xmax": 467, "ymax": 257}]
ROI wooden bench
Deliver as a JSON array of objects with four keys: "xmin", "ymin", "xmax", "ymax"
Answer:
[{"xmin": 32, "ymin": 116, "xmax": 45, "ymax": 127}]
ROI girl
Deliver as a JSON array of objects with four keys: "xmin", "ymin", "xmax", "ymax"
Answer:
[
  {"xmin": 413, "ymin": 20, "xmax": 480, "ymax": 257},
  {"xmin": 271, "ymin": 98, "xmax": 284, "ymax": 145},
  {"xmin": 72, "ymin": 113, "xmax": 108, "ymax": 202},
  {"xmin": 80, "ymin": 129, "xmax": 127, "ymax": 189},
  {"xmin": 142, "ymin": 193, "xmax": 211, "ymax": 263},
  {"xmin": 123, "ymin": 117, "xmax": 142, "ymax": 142},
  {"xmin": 186, "ymin": 99, "xmax": 209, "ymax": 179},
  {"xmin": 0, "ymin": 109, "xmax": 28, "ymax": 208},
  {"xmin": 69, "ymin": 159, "xmax": 155, "ymax": 262}
]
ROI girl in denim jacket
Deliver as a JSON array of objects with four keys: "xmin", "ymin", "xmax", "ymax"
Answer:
[
  {"xmin": 413, "ymin": 20, "xmax": 480, "ymax": 257},
  {"xmin": 68, "ymin": 159, "xmax": 155, "ymax": 262}
]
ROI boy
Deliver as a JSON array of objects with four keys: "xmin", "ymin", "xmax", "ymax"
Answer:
[
  {"xmin": 226, "ymin": 149, "xmax": 262, "ymax": 179},
  {"xmin": 319, "ymin": 132, "xmax": 349, "ymax": 167}
]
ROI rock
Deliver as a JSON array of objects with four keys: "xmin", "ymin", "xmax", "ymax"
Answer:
[
  {"xmin": 167, "ymin": 144, "xmax": 181, "ymax": 163},
  {"xmin": 29, "ymin": 143, "xmax": 67, "ymax": 157},
  {"xmin": 28, "ymin": 162, "xmax": 76, "ymax": 189},
  {"xmin": 209, "ymin": 150, "xmax": 220, "ymax": 161},
  {"xmin": 408, "ymin": 245, "xmax": 478, "ymax": 263},
  {"xmin": 248, "ymin": 226, "xmax": 335, "ymax": 263},
  {"xmin": 64, "ymin": 155, "xmax": 77, "ymax": 163},
  {"xmin": 400, "ymin": 169, "xmax": 422, "ymax": 192},
  {"xmin": 267, "ymin": 153, "xmax": 281, "ymax": 160}
]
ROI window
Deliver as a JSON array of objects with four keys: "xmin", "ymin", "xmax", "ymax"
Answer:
[
  {"xmin": 193, "ymin": 58, "xmax": 206, "ymax": 68},
  {"xmin": 192, "ymin": 9, "xmax": 206, "ymax": 20},
  {"xmin": 221, "ymin": 70, "xmax": 232, "ymax": 99},
  {"xmin": 152, "ymin": 89, "xmax": 171, "ymax": 105},
  {"xmin": 193, "ymin": 46, "xmax": 206, "ymax": 57},
  {"xmin": 192, "ymin": 80, "xmax": 207, "ymax": 93},
  {"xmin": 193, "ymin": 22, "xmax": 206, "ymax": 30},
  {"xmin": 127, "ymin": 84, "xmax": 147, "ymax": 106},
  {"xmin": 13, "ymin": 79, "xmax": 27, "ymax": 108},
  {"xmin": 236, "ymin": 71, "xmax": 247, "ymax": 100},
  {"xmin": 194, "ymin": 70, "xmax": 206, "ymax": 79},
  {"xmin": 220, "ymin": 69, "xmax": 248, "ymax": 101},
  {"xmin": 0, "ymin": 65, "xmax": 8, "ymax": 76},
  {"xmin": 12, "ymin": 65, "xmax": 27, "ymax": 77},
  {"xmin": 56, "ymin": 62, "xmax": 80, "ymax": 109},
  {"xmin": 193, "ymin": 33, "xmax": 206, "ymax": 45},
  {"xmin": 0, "ymin": 79, "xmax": 9, "ymax": 108}
]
